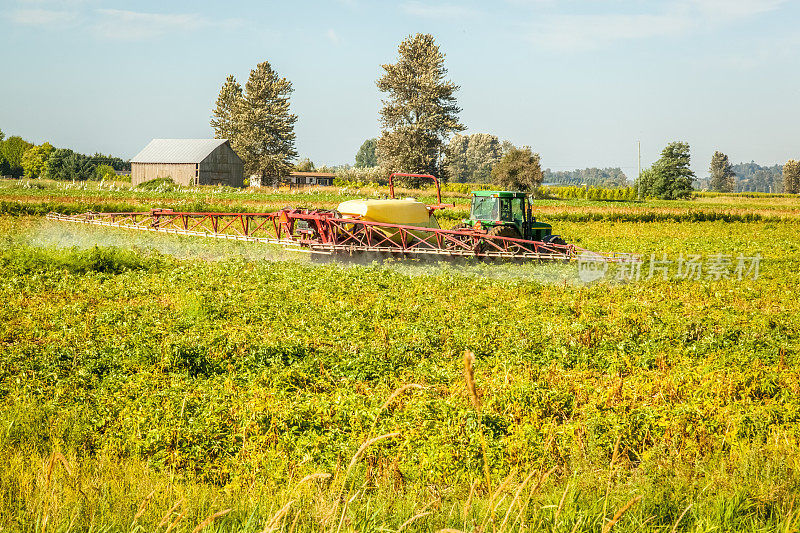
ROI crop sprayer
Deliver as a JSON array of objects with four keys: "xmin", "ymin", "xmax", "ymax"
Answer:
[{"xmin": 47, "ymin": 173, "xmax": 627, "ymax": 263}]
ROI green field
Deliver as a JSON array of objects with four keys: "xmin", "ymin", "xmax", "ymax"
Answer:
[{"xmin": 1, "ymin": 180, "xmax": 799, "ymax": 532}]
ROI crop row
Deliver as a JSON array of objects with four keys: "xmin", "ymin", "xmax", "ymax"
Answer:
[{"xmin": 1, "ymin": 214, "xmax": 798, "ymax": 531}]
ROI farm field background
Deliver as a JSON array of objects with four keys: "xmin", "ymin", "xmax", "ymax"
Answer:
[{"xmin": 1, "ymin": 180, "xmax": 799, "ymax": 532}]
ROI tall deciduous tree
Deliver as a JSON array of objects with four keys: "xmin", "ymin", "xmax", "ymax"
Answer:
[
  {"xmin": 377, "ymin": 33, "xmax": 464, "ymax": 186},
  {"xmin": 1, "ymin": 136, "xmax": 34, "ymax": 178},
  {"xmin": 294, "ymin": 158, "xmax": 315, "ymax": 172},
  {"xmin": 21, "ymin": 142, "xmax": 54, "ymax": 178},
  {"xmin": 94, "ymin": 164, "xmax": 117, "ymax": 181},
  {"xmin": 211, "ymin": 62, "xmax": 297, "ymax": 181},
  {"xmin": 355, "ymin": 138, "xmax": 378, "ymax": 168},
  {"xmin": 445, "ymin": 134, "xmax": 469, "ymax": 181},
  {"xmin": 637, "ymin": 142, "xmax": 695, "ymax": 199},
  {"xmin": 490, "ymin": 146, "xmax": 543, "ymax": 192},
  {"xmin": 784, "ymin": 159, "xmax": 800, "ymax": 194},
  {"xmin": 446, "ymin": 133, "xmax": 503, "ymax": 183},
  {"xmin": 635, "ymin": 168, "xmax": 656, "ymax": 198},
  {"xmin": 709, "ymin": 151, "xmax": 736, "ymax": 192}
]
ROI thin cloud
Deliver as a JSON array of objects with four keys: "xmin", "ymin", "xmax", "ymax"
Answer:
[
  {"xmin": 530, "ymin": 12, "xmax": 692, "ymax": 51},
  {"xmin": 689, "ymin": 0, "xmax": 787, "ymax": 19},
  {"xmin": 6, "ymin": 3, "xmax": 242, "ymax": 40},
  {"xmin": 716, "ymin": 31, "xmax": 800, "ymax": 70},
  {"xmin": 7, "ymin": 7, "xmax": 78, "ymax": 26},
  {"xmin": 525, "ymin": 0, "xmax": 789, "ymax": 51},
  {"xmin": 14, "ymin": 0, "xmax": 95, "ymax": 6},
  {"xmin": 325, "ymin": 28, "xmax": 341, "ymax": 45},
  {"xmin": 504, "ymin": 0, "xmax": 556, "ymax": 5},
  {"xmin": 401, "ymin": 1, "xmax": 480, "ymax": 20},
  {"xmin": 93, "ymin": 9, "xmax": 241, "ymax": 41}
]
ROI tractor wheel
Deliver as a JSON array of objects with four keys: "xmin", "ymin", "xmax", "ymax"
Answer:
[
  {"xmin": 484, "ymin": 225, "xmax": 522, "ymax": 256},
  {"xmin": 447, "ymin": 223, "xmax": 474, "ymax": 251},
  {"xmin": 538, "ymin": 234, "xmax": 568, "ymax": 259},
  {"xmin": 544, "ymin": 234, "xmax": 567, "ymax": 246},
  {"xmin": 486, "ymin": 225, "xmax": 521, "ymax": 239}
]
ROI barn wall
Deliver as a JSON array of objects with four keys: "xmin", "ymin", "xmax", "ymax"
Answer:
[
  {"xmin": 199, "ymin": 144, "xmax": 244, "ymax": 187},
  {"xmin": 131, "ymin": 163, "xmax": 197, "ymax": 186}
]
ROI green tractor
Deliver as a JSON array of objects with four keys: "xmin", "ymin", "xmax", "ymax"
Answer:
[{"xmin": 454, "ymin": 190, "xmax": 566, "ymax": 245}]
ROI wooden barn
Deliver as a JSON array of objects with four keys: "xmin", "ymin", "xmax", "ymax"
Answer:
[{"xmin": 131, "ymin": 139, "xmax": 244, "ymax": 187}]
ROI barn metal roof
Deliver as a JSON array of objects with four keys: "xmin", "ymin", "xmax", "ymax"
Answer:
[{"xmin": 131, "ymin": 139, "xmax": 230, "ymax": 164}]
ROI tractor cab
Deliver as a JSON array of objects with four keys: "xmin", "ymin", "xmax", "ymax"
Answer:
[{"xmin": 460, "ymin": 191, "xmax": 559, "ymax": 242}]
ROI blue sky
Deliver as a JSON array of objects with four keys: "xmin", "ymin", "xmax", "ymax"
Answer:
[{"xmin": 1, "ymin": 0, "xmax": 798, "ymax": 177}]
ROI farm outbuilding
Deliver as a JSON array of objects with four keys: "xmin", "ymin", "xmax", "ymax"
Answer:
[
  {"xmin": 249, "ymin": 171, "xmax": 336, "ymax": 188},
  {"xmin": 131, "ymin": 139, "xmax": 244, "ymax": 187},
  {"xmin": 288, "ymin": 172, "xmax": 335, "ymax": 186}
]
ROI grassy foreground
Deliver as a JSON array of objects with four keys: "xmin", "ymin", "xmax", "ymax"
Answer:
[{"xmin": 1, "ymin": 187, "xmax": 800, "ymax": 532}]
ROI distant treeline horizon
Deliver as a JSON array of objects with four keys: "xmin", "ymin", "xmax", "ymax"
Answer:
[
  {"xmin": 542, "ymin": 162, "xmax": 783, "ymax": 193},
  {"xmin": 1, "ymin": 125, "xmax": 788, "ymax": 193}
]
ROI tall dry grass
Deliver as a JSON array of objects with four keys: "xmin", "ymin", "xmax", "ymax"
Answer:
[
  {"xmin": 3, "ymin": 414, "xmax": 800, "ymax": 531},
  {"xmin": 3, "ymin": 372, "xmax": 800, "ymax": 532}
]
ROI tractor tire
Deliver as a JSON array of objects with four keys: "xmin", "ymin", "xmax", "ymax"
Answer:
[
  {"xmin": 539, "ymin": 234, "xmax": 568, "ymax": 259},
  {"xmin": 486, "ymin": 225, "xmax": 522, "ymax": 239},
  {"xmin": 544, "ymin": 234, "xmax": 567, "ymax": 246},
  {"xmin": 484, "ymin": 225, "xmax": 522, "ymax": 256},
  {"xmin": 447, "ymin": 223, "xmax": 474, "ymax": 251}
]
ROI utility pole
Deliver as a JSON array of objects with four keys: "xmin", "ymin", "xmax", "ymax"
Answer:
[
  {"xmin": 637, "ymin": 140, "xmax": 641, "ymax": 199},
  {"xmin": 637, "ymin": 140, "xmax": 641, "ymax": 180}
]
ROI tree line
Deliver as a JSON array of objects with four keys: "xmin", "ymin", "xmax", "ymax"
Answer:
[
  {"xmin": 634, "ymin": 145, "xmax": 800, "ymax": 198},
  {"xmin": 543, "ymin": 167, "xmax": 629, "ymax": 188},
  {"xmin": 211, "ymin": 34, "xmax": 544, "ymax": 191},
  {"xmin": 192, "ymin": 34, "xmax": 791, "ymax": 196},
  {"xmin": 212, "ymin": 32, "xmax": 800, "ymax": 199},
  {"xmin": 731, "ymin": 161, "xmax": 785, "ymax": 193},
  {"xmin": 0, "ymin": 128, "xmax": 128, "ymax": 181}
]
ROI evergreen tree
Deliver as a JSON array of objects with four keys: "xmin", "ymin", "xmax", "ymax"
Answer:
[
  {"xmin": 784, "ymin": 159, "xmax": 800, "ymax": 194},
  {"xmin": 709, "ymin": 151, "xmax": 736, "ymax": 192},
  {"xmin": 64, "ymin": 152, "xmax": 96, "ymax": 180},
  {"xmin": 355, "ymin": 138, "xmax": 378, "ymax": 168},
  {"xmin": 490, "ymin": 147, "xmax": 543, "ymax": 192},
  {"xmin": 377, "ymin": 33, "xmax": 464, "ymax": 186},
  {"xmin": 44, "ymin": 149, "xmax": 71, "ymax": 180},
  {"xmin": 210, "ymin": 75, "xmax": 243, "ymax": 142},
  {"xmin": 45, "ymin": 148, "xmax": 96, "ymax": 180},
  {"xmin": 90, "ymin": 153, "xmax": 128, "ymax": 172},
  {"xmin": 211, "ymin": 62, "xmax": 297, "ymax": 180}
]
